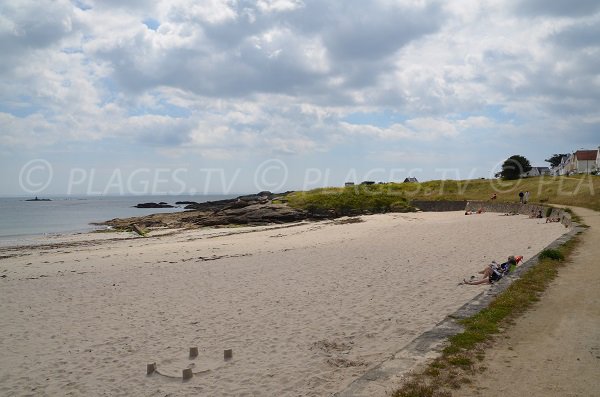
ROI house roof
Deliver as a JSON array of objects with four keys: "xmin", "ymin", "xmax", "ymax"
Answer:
[{"xmin": 575, "ymin": 150, "xmax": 598, "ymax": 161}]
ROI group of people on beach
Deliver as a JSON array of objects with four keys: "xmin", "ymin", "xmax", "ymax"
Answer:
[
  {"xmin": 529, "ymin": 209, "xmax": 544, "ymax": 219},
  {"xmin": 462, "ymin": 255, "xmax": 524, "ymax": 285}
]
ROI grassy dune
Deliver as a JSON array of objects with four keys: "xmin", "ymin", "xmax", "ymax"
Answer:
[
  {"xmin": 284, "ymin": 185, "xmax": 415, "ymax": 216},
  {"xmin": 286, "ymin": 175, "xmax": 600, "ymax": 213}
]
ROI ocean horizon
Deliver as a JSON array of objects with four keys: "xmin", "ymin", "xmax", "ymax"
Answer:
[{"xmin": 0, "ymin": 194, "xmax": 239, "ymax": 243}]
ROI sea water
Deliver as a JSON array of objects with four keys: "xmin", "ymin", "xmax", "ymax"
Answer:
[{"xmin": 0, "ymin": 195, "xmax": 237, "ymax": 243}]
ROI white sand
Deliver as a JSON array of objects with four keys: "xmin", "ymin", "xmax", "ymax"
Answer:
[{"xmin": 0, "ymin": 212, "xmax": 568, "ymax": 396}]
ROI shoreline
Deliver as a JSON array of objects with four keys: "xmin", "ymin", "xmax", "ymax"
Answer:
[{"xmin": 0, "ymin": 212, "xmax": 570, "ymax": 396}]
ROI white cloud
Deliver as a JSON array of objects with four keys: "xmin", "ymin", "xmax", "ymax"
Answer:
[
  {"xmin": 0, "ymin": 0, "xmax": 598, "ymax": 168},
  {"xmin": 257, "ymin": 0, "xmax": 305, "ymax": 14}
]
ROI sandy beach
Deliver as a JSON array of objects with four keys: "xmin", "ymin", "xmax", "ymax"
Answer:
[{"xmin": 0, "ymin": 212, "xmax": 569, "ymax": 396}]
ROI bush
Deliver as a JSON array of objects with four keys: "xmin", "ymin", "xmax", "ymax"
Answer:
[
  {"xmin": 390, "ymin": 200, "xmax": 414, "ymax": 212},
  {"xmin": 545, "ymin": 207, "xmax": 553, "ymax": 218},
  {"xmin": 539, "ymin": 249, "xmax": 564, "ymax": 261}
]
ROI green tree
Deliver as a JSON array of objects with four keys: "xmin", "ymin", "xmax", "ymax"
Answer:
[
  {"xmin": 545, "ymin": 153, "xmax": 568, "ymax": 168},
  {"xmin": 501, "ymin": 155, "xmax": 532, "ymax": 180}
]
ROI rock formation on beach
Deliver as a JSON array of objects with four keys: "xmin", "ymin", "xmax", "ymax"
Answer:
[
  {"xmin": 105, "ymin": 191, "xmax": 318, "ymax": 230},
  {"xmin": 181, "ymin": 203, "xmax": 309, "ymax": 226}
]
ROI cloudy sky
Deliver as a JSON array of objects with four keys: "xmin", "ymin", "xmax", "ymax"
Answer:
[{"xmin": 1, "ymin": 0, "xmax": 599, "ymax": 195}]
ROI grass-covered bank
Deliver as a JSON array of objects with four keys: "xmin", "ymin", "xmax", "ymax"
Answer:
[
  {"xmin": 285, "ymin": 185, "xmax": 415, "ymax": 216},
  {"xmin": 285, "ymin": 175, "xmax": 600, "ymax": 213},
  {"xmin": 391, "ymin": 236, "xmax": 581, "ymax": 397}
]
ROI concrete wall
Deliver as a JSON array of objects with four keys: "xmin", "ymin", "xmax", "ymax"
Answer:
[
  {"xmin": 411, "ymin": 200, "xmax": 467, "ymax": 212},
  {"xmin": 465, "ymin": 200, "xmax": 572, "ymax": 227},
  {"xmin": 411, "ymin": 200, "xmax": 572, "ymax": 227}
]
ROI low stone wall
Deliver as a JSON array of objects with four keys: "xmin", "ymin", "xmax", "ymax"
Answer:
[
  {"xmin": 465, "ymin": 201, "xmax": 572, "ymax": 227},
  {"xmin": 410, "ymin": 200, "xmax": 572, "ymax": 227},
  {"xmin": 411, "ymin": 200, "xmax": 467, "ymax": 212}
]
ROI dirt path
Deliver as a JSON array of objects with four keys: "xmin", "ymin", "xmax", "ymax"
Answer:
[{"xmin": 456, "ymin": 207, "xmax": 600, "ymax": 397}]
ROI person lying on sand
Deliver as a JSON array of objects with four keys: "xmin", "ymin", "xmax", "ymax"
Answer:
[
  {"xmin": 465, "ymin": 208, "xmax": 484, "ymax": 215},
  {"xmin": 463, "ymin": 256, "xmax": 523, "ymax": 285},
  {"xmin": 546, "ymin": 216, "xmax": 561, "ymax": 223},
  {"xmin": 529, "ymin": 210, "xmax": 543, "ymax": 219}
]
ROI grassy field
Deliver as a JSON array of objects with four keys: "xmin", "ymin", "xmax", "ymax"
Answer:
[
  {"xmin": 285, "ymin": 175, "xmax": 600, "ymax": 213},
  {"xmin": 284, "ymin": 185, "xmax": 415, "ymax": 216}
]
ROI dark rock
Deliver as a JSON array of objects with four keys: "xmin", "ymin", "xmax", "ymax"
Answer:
[
  {"xmin": 105, "ymin": 191, "xmax": 308, "ymax": 230},
  {"xmin": 183, "ymin": 198, "xmax": 238, "ymax": 211},
  {"xmin": 182, "ymin": 203, "xmax": 308, "ymax": 227},
  {"xmin": 134, "ymin": 202, "xmax": 175, "ymax": 208},
  {"xmin": 175, "ymin": 201, "xmax": 198, "ymax": 205},
  {"xmin": 25, "ymin": 197, "xmax": 51, "ymax": 201}
]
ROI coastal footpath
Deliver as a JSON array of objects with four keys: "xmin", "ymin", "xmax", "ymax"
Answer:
[{"xmin": 456, "ymin": 206, "xmax": 600, "ymax": 397}]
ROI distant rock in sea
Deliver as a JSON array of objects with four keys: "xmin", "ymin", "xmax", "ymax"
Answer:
[
  {"xmin": 134, "ymin": 202, "xmax": 175, "ymax": 208},
  {"xmin": 25, "ymin": 197, "xmax": 51, "ymax": 202}
]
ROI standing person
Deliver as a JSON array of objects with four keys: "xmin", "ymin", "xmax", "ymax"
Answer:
[
  {"xmin": 518, "ymin": 191, "xmax": 524, "ymax": 203},
  {"xmin": 524, "ymin": 191, "xmax": 530, "ymax": 204}
]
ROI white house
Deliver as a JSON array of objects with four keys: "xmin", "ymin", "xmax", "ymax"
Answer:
[
  {"xmin": 562, "ymin": 153, "xmax": 575, "ymax": 175},
  {"xmin": 551, "ymin": 154, "xmax": 569, "ymax": 176},
  {"xmin": 573, "ymin": 149, "xmax": 599, "ymax": 174},
  {"xmin": 522, "ymin": 167, "xmax": 551, "ymax": 177}
]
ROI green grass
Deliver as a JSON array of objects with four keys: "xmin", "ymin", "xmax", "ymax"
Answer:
[
  {"xmin": 392, "ymin": 236, "xmax": 580, "ymax": 397},
  {"xmin": 286, "ymin": 175, "xmax": 600, "ymax": 213},
  {"xmin": 286, "ymin": 185, "xmax": 415, "ymax": 216},
  {"xmin": 539, "ymin": 248, "xmax": 565, "ymax": 261}
]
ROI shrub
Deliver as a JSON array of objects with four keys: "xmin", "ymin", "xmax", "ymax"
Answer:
[
  {"xmin": 539, "ymin": 249, "xmax": 564, "ymax": 261},
  {"xmin": 390, "ymin": 200, "xmax": 414, "ymax": 212}
]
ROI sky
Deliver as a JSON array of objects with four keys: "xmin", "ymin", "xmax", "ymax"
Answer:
[{"xmin": 1, "ymin": 0, "xmax": 599, "ymax": 196}]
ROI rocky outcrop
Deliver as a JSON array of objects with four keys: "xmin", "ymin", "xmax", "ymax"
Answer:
[
  {"xmin": 104, "ymin": 191, "xmax": 315, "ymax": 230},
  {"xmin": 183, "ymin": 191, "xmax": 274, "ymax": 211},
  {"xmin": 134, "ymin": 202, "xmax": 175, "ymax": 208},
  {"xmin": 181, "ymin": 203, "xmax": 309, "ymax": 226}
]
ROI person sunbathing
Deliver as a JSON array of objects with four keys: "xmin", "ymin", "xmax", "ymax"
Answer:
[{"xmin": 463, "ymin": 256, "xmax": 522, "ymax": 285}]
